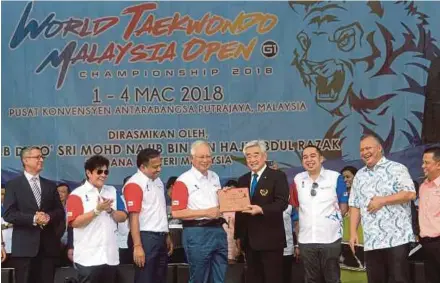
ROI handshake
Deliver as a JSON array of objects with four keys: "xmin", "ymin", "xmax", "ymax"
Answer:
[{"xmin": 34, "ymin": 211, "xmax": 50, "ymax": 229}]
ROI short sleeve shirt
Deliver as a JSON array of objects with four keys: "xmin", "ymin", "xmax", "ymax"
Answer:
[{"xmin": 348, "ymin": 157, "xmax": 415, "ymax": 251}]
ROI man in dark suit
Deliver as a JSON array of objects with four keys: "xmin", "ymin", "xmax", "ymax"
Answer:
[
  {"xmin": 3, "ymin": 146, "xmax": 65, "ymax": 283},
  {"xmin": 234, "ymin": 140, "xmax": 289, "ymax": 283}
]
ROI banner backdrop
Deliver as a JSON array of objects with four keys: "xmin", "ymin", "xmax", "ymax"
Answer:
[{"xmin": 2, "ymin": 1, "xmax": 440, "ymax": 186}]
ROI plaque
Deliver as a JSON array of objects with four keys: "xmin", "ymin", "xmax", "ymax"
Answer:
[{"xmin": 218, "ymin": 187, "xmax": 251, "ymax": 212}]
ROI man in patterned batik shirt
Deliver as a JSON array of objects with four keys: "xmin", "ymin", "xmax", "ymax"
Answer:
[{"xmin": 349, "ymin": 134, "xmax": 416, "ymax": 283}]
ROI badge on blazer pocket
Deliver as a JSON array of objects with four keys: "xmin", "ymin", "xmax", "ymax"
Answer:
[{"xmin": 260, "ymin": 189, "xmax": 269, "ymax": 196}]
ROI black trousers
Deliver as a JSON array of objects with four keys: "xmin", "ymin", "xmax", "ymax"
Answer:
[
  {"xmin": 421, "ymin": 237, "xmax": 440, "ymax": 283},
  {"xmin": 364, "ymin": 243, "xmax": 411, "ymax": 283},
  {"xmin": 245, "ymin": 245, "xmax": 283, "ymax": 283},
  {"xmin": 75, "ymin": 263, "xmax": 117, "ymax": 283},
  {"xmin": 13, "ymin": 254, "xmax": 56, "ymax": 283},
  {"xmin": 282, "ymin": 255, "xmax": 293, "ymax": 283},
  {"xmin": 299, "ymin": 239, "xmax": 341, "ymax": 283}
]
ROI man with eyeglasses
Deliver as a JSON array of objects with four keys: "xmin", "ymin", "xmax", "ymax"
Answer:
[
  {"xmin": 171, "ymin": 140, "xmax": 227, "ymax": 283},
  {"xmin": 349, "ymin": 134, "xmax": 416, "ymax": 283},
  {"xmin": 66, "ymin": 154, "xmax": 127, "ymax": 283},
  {"xmin": 3, "ymin": 146, "xmax": 65, "ymax": 283},
  {"xmin": 234, "ymin": 140, "xmax": 289, "ymax": 283},
  {"xmin": 123, "ymin": 148, "xmax": 173, "ymax": 283},
  {"xmin": 292, "ymin": 145, "xmax": 348, "ymax": 283}
]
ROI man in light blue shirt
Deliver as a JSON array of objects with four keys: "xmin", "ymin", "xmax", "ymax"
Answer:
[{"xmin": 349, "ymin": 134, "xmax": 416, "ymax": 283}]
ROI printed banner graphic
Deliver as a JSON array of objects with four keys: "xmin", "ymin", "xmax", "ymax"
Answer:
[{"xmin": 2, "ymin": 1, "xmax": 440, "ymax": 186}]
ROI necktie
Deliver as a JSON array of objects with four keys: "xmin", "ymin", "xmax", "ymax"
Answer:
[
  {"xmin": 250, "ymin": 173, "xmax": 258, "ymax": 197},
  {"xmin": 30, "ymin": 177, "xmax": 42, "ymax": 207}
]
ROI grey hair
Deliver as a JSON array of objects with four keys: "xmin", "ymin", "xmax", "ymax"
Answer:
[
  {"xmin": 20, "ymin": 146, "xmax": 41, "ymax": 167},
  {"xmin": 242, "ymin": 140, "xmax": 266, "ymax": 155},
  {"xmin": 190, "ymin": 140, "xmax": 211, "ymax": 156}
]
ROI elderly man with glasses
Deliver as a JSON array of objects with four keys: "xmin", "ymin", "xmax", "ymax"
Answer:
[
  {"xmin": 291, "ymin": 145, "xmax": 348, "ymax": 283},
  {"xmin": 171, "ymin": 140, "xmax": 227, "ymax": 283},
  {"xmin": 3, "ymin": 146, "xmax": 65, "ymax": 283}
]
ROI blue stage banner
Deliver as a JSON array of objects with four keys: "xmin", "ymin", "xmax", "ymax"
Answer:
[{"xmin": 2, "ymin": 1, "xmax": 440, "ymax": 186}]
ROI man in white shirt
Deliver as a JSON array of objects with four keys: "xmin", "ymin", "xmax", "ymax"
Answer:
[
  {"xmin": 123, "ymin": 148, "xmax": 173, "ymax": 283},
  {"xmin": 171, "ymin": 140, "xmax": 227, "ymax": 283},
  {"xmin": 292, "ymin": 145, "xmax": 348, "ymax": 283},
  {"xmin": 66, "ymin": 155, "xmax": 127, "ymax": 283}
]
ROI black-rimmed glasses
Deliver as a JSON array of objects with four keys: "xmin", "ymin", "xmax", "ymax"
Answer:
[{"xmin": 311, "ymin": 182, "xmax": 318, "ymax": 197}]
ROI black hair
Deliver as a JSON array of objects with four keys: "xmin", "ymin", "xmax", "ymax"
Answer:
[
  {"xmin": 136, "ymin": 148, "xmax": 161, "ymax": 168},
  {"xmin": 340, "ymin": 166, "xmax": 358, "ymax": 176},
  {"xmin": 56, "ymin": 182, "xmax": 70, "ymax": 192},
  {"xmin": 423, "ymin": 146, "xmax": 440, "ymax": 162},
  {"xmin": 84, "ymin": 155, "xmax": 109, "ymax": 178},
  {"xmin": 225, "ymin": 179, "xmax": 239, "ymax": 187},
  {"xmin": 123, "ymin": 175, "xmax": 132, "ymax": 185},
  {"xmin": 166, "ymin": 176, "xmax": 178, "ymax": 190},
  {"xmin": 302, "ymin": 145, "xmax": 322, "ymax": 158}
]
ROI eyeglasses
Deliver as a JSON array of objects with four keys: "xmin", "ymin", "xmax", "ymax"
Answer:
[
  {"xmin": 96, "ymin": 169, "xmax": 109, "ymax": 175},
  {"xmin": 311, "ymin": 182, "xmax": 319, "ymax": 197},
  {"xmin": 194, "ymin": 155, "xmax": 212, "ymax": 160},
  {"xmin": 26, "ymin": 155, "xmax": 45, "ymax": 160}
]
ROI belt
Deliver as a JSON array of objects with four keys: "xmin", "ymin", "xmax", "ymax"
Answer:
[
  {"xmin": 182, "ymin": 218, "xmax": 226, "ymax": 228},
  {"xmin": 141, "ymin": 231, "xmax": 168, "ymax": 236}
]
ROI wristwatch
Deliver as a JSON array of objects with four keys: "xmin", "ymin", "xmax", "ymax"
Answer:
[
  {"xmin": 93, "ymin": 208, "xmax": 101, "ymax": 216},
  {"xmin": 107, "ymin": 208, "xmax": 114, "ymax": 215}
]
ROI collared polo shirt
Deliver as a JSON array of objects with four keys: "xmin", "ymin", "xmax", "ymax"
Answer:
[
  {"xmin": 171, "ymin": 166, "xmax": 221, "ymax": 220},
  {"xmin": 293, "ymin": 167, "xmax": 348, "ymax": 244},
  {"xmin": 123, "ymin": 170, "xmax": 168, "ymax": 232},
  {"xmin": 66, "ymin": 181, "xmax": 126, "ymax": 266},
  {"xmin": 349, "ymin": 157, "xmax": 415, "ymax": 251},
  {"xmin": 419, "ymin": 175, "xmax": 440, "ymax": 238}
]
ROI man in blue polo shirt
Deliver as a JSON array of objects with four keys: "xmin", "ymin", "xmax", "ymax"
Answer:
[{"xmin": 292, "ymin": 145, "xmax": 348, "ymax": 283}]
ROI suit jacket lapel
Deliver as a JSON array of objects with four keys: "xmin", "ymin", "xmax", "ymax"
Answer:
[
  {"xmin": 254, "ymin": 167, "xmax": 269, "ymax": 199},
  {"xmin": 39, "ymin": 178, "xmax": 47, "ymax": 208},
  {"xmin": 22, "ymin": 174, "xmax": 40, "ymax": 210}
]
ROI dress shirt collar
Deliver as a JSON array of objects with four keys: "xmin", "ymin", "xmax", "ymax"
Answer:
[
  {"xmin": 191, "ymin": 166, "xmax": 211, "ymax": 180},
  {"xmin": 423, "ymin": 175, "xmax": 440, "ymax": 187},
  {"xmin": 24, "ymin": 170, "xmax": 40, "ymax": 182},
  {"xmin": 83, "ymin": 180, "xmax": 109, "ymax": 194},
  {"xmin": 364, "ymin": 157, "xmax": 387, "ymax": 172},
  {"xmin": 252, "ymin": 164, "xmax": 267, "ymax": 177}
]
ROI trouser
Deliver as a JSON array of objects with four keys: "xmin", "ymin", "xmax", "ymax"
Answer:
[
  {"xmin": 364, "ymin": 243, "xmax": 411, "ymax": 283},
  {"xmin": 245, "ymin": 245, "xmax": 283, "ymax": 283},
  {"xmin": 182, "ymin": 226, "xmax": 228, "ymax": 283},
  {"xmin": 75, "ymin": 263, "xmax": 116, "ymax": 283},
  {"xmin": 299, "ymin": 238, "xmax": 341, "ymax": 283},
  {"xmin": 420, "ymin": 236, "xmax": 440, "ymax": 283},
  {"xmin": 134, "ymin": 231, "xmax": 168, "ymax": 283},
  {"xmin": 283, "ymin": 255, "xmax": 294, "ymax": 283}
]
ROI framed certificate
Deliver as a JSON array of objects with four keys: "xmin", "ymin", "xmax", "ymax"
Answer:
[{"xmin": 218, "ymin": 187, "xmax": 251, "ymax": 212}]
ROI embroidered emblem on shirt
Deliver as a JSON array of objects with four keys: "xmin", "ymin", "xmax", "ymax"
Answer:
[
  {"xmin": 172, "ymin": 200, "xmax": 179, "ymax": 206},
  {"xmin": 127, "ymin": 201, "xmax": 134, "ymax": 206},
  {"xmin": 260, "ymin": 189, "xmax": 268, "ymax": 196},
  {"xmin": 67, "ymin": 211, "xmax": 73, "ymax": 217}
]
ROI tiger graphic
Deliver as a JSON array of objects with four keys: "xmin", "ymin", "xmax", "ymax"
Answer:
[{"xmin": 289, "ymin": 1, "xmax": 440, "ymax": 159}]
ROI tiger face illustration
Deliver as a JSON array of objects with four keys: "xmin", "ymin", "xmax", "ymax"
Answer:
[{"xmin": 290, "ymin": 1, "xmax": 439, "ymax": 159}]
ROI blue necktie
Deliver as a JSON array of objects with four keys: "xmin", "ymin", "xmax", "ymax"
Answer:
[{"xmin": 250, "ymin": 173, "xmax": 258, "ymax": 197}]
